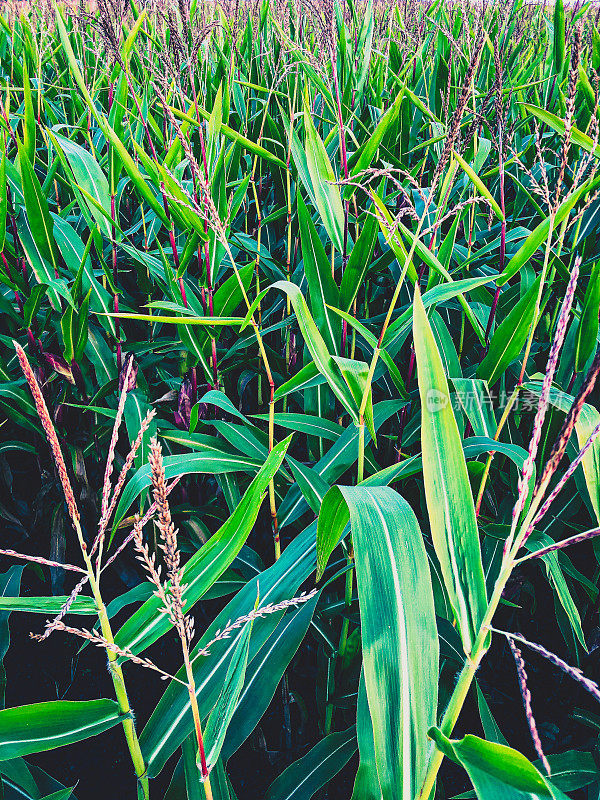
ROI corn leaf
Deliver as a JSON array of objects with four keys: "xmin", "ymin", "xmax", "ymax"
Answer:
[{"xmin": 413, "ymin": 285, "xmax": 487, "ymax": 652}]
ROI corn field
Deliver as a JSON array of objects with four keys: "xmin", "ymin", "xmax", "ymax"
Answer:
[{"xmin": 1, "ymin": 0, "xmax": 600, "ymax": 797}]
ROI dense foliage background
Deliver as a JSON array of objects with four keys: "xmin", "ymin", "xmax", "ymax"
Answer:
[{"xmin": 2, "ymin": 0, "xmax": 600, "ymax": 797}]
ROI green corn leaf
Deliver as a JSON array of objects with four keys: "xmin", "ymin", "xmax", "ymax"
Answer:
[
  {"xmin": 140, "ymin": 522, "xmax": 320, "ymax": 776},
  {"xmin": 331, "ymin": 308, "xmax": 408, "ymax": 394},
  {"xmin": 264, "ymin": 727, "xmax": 357, "ymax": 800},
  {"xmin": 344, "ymin": 86, "xmax": 404, "ymax": 200},
  {"xmin": 351, "ymin": 670, "xmax": 381, "ymax": 800},
  {"xmin": 331, "ymin": 355, "xmax": 376, "ymax": 441},
  {"xmin": 383, "ymin": 275, "xmax": 497, "ymax": 356},
  {"xmin": 529, "ymin": 384, "xmax": 600, "ymax": 523},
  {"xmin": 287, "ymin": 455, "xmax": 330, "ymax": 513},
  {"xmin": 452, "ymin": 149, "xmax": 503, "ymax": 220},
  {"xmin": 122, "ymin": 9, "xmax": 147, "ymax": 64},
  {"xmin": 371, "ymin": 196, "xmax": 485, "ymax": 344},
  {"xmin": 521, "ymin": 103, "xmax": 600, "ymax": 159},
  {"xmin": 48, "ymin": 132, "xmax": 112, "ymax": 239},
  {"xmin": 0, "ymin": 566, "xmax": 23, "ymax": 708},
  {"xmin": 0, "ymin": 758, "xmax": 40, "ymax": 799},
  {"xmin": 534, "ymin": 751, "xmax": 600, "ymax": 793},
  {"xmin": 252, "ymin": 412, "xmax": 344, "ymax": 441},
  {"xmin": 15, "ymin": 211, "xmax": 66, "ymax": 312},
  {"xmin": 240, "ymin": 287, "xmax": 269, "ymax": 331},
  {"xmin": 177, "ymin": 734, "xmax": 204, "ymax": 800},
  {"xmin": 124, "ymin": 390, "xmax": 156, "ymax": 468},
  {"xmin": 85, "ymin": 328, "xmax": 117, "ymax": 385},
  {"xmin": 114, "ymin": 437, "xmax": 291, "ymax": 654},
  {"xmin": 578, "ymin": 65, "xmax": 596, "ymax": 112},
  {"xmin": 54, "ymin": 10, "xmax": 169, "ymax": 226},
  {"xmin": 553, "ymin": 0, "xmax": 565, "ymax": 75},
  {"xmin": 413, "ymin": 285, "xmax": 487, "ymax": 653},
  {"xmin": 353, "ymin": 0, "xmax": 374, "ymax": 95},
  {"xmin": 498, "ymin": 181, "xmax": 591, "ymax": 286},
  {"xmin": 40, "ymin": 788, "xmax": 76, "ymax": 800},
  {"xmin": 339, "ymin": 208, "xmax": 379, "ymax": 313},
  {"xmin": 574, "ymin": 261, "xmax": 600, "ymax": 372},
  {"xmin": 525, "ymin": 532, "xmax": 585, "ymax": 649},
  {"xmin": 222, "ymin": 591, "xmax": 320, "ymax": 760},
  {"xmin": 429, "ymin": 729, "xmax": 569, "ymax": 800},
  {"xmin": 594, "ymin": 25, "xmax": 600, "ymax": 72},
  {"xmin": 0, "ymin": 700, "xmax": 123, "ymax": 760},
  {"xmin": 195, "ymin": 389, "xmax": 252, "ymax": 425},
  {"xmin": 17, "ymin": 142, "xmax": 59, "ymax": 274},
  {"xmin": 112, "ymin": 451, "xmax": 263, "ymax": 531},
  {"xmin": 273, "ymin": 362, "xmax": 326, "ymax": 402},
  {"xmin": 297, "ymin": 192, "xmax": 340, "ymax": 354},
  {"xmin": 203, "ymin": 617, "xmax": 253, "ymax": 771},
  {"xmin": 0, "ymin": 148, "xmax": 7, "ymax": 251},
  {"xmin": 104, "ymin": 312, "xmax": 244, "ymax": 326},
  {"xmin": 51, "ymin": 215, "xmax": 115, "ymax": 336},
  {"xmin": 302, "ymin": 96, "xmax": 345, "ymax": 253},
  {"xmin": 316, "ymin": 485, "xmax": 352, "ymax": 581},
  {"xmin": 334, "ymin": 485, "xmax": 438, "ymax": 800},
  {"xmin": 272, "ymin": 281, "xmax": 357, "ymax": 420},
  {"xmin": 476, "ymin": 682, "xmax": 508, "ymax": 745},
  {"xmin": 208, "ymin": 421, "xmax": 268, "ymax": 461},
  {"xmin": 281, "ymin": 400, "xmax": 406, "ymax": 528},
  {"xmin": 167, "ymin": 105, "xmax": 286, "ymax": 169},
  {"xmin": 393, "ymin": 218, "xmax": 486, "ymax": 344},
  {"xmin": 21, "ymin": 59, "xmax": 36, "ymax": 164},
  {"xmin": 452, "ymin": 379, "xmax": 496, "ymax": 438},
  {"xmin": 0, "ymin": 596, "xmax": 96, "ymax": 614}
]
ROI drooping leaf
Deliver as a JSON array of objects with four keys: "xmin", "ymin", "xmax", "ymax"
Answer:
[
  {"xmin": 0, "ymin": 700, "xmax": 123, "ymax": 760},
  {"xmin": 429, "ymin": 729, "xmax": 569, "ymax": 800}
]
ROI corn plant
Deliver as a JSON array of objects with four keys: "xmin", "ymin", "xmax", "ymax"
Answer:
[{"xmin": 1, "ymin": 0, "xmax": 600, "ymax": 797}]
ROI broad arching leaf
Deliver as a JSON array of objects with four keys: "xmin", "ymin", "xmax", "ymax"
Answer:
[
  {"xmin": 329, "ymin": 485, "xmax": 438, "ymax": 800},
  {"xmin": 414, "ymin": 285, "xmax": 487, "ymax": 653}
]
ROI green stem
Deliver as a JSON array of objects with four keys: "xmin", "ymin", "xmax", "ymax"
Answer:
[
  {"xmin": 97, "ymin": 602, "xmax": 149, "ymax": 799},
  {"xmin": 357, "ymin": 419, "xmax": 365, "ymax": 484},
  {"xmin": 81, "ymin": 539, "xmax": 149, "ymax": 799},
  {"xmin": 338, "ymin": 555, "xmax": 354, "ymax": 658},
  {"xmin": 418, "ymin": 483, "xmax": 552, "ymax": 797}
]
